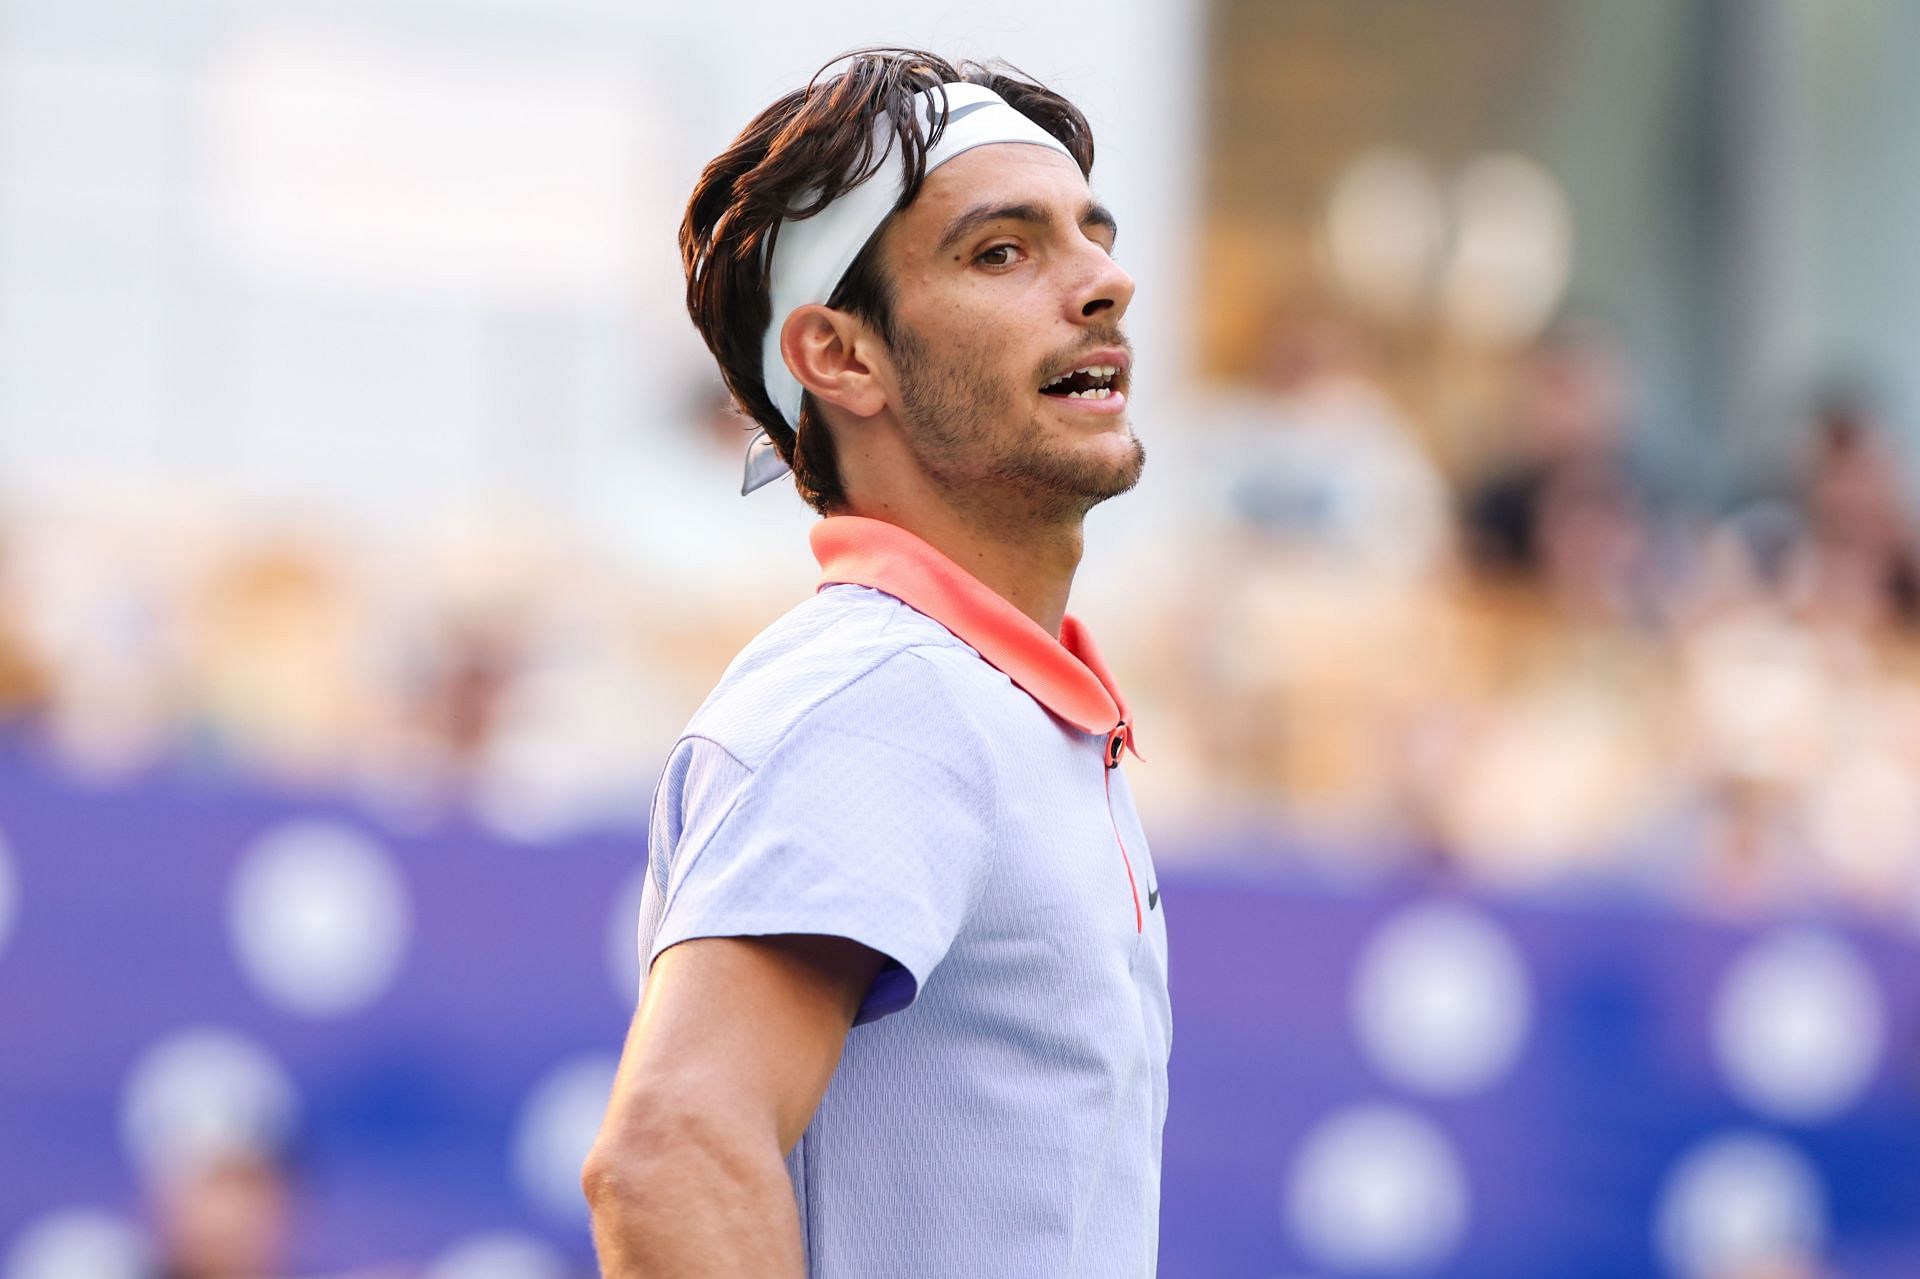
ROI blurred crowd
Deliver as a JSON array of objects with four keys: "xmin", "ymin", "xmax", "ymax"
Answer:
[
  {"xmin": 0, "ymin": 486, "xmax": 692, "ymax": 844},
  {"xmin": 3, "ymin": 314, "xmax": 1919, "ymax": 932},
  {"xmin": 1156, "ymin": 312, "xmax": 1920, "ymax": 932}
]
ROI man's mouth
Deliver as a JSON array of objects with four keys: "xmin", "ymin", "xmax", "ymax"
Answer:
[{"xmin": 1040, "ymin": 362, "xmax": 1125, "ymax": 401}]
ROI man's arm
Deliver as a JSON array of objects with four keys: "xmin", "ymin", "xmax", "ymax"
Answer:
[{"xmin": 582, "ymin": 932, "xmax": 888, "ymax": 1277}]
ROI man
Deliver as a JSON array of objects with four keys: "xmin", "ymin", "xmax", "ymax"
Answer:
[{"xmin": 583, "ymin": 48, "xmax": 1170, "ymax": 1277}]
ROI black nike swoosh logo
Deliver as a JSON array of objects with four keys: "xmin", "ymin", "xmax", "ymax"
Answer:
[{"xmin": 1147, "ymin": 885, "xmax": 1160, "ymax": 911}]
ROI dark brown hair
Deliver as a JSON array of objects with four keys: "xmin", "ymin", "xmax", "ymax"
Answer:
[{"xmin": 680, "ymin": 48, "xmax": 1096, "ymax": 513}]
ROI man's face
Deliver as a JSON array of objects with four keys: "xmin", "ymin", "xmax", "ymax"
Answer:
[{"xmin": 870, "ymin": 143, "xmax": 1142, "ymax": 517}]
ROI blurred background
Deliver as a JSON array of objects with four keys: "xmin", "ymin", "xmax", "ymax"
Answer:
[{"xmin": 4, "ymin": 0, "xmax": 1920, "ymax": 1275}]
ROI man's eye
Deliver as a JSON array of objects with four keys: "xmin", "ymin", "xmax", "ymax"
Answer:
[{"xmin": 976, "ymin": 244, "xmax": 1019, "ymax": 267}]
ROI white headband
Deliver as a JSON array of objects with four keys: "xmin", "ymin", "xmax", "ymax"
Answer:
[{"xmin": 742, "ymin": 81, "xmax": 1077, "ymax": 494}]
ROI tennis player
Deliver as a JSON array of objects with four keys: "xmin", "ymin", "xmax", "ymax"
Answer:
[{"xmin": 583, "ymin": 48, "xmax": 1170, "ymax": 1278}]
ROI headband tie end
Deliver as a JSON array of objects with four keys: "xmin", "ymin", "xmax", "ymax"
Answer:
[{"xmin": 741, "ymin": 431, "xmax": 792, "ymax": 495}]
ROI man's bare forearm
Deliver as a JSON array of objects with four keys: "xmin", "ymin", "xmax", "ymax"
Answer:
[{"xmin": 584, "ymin": 1126, "xmax": 805, "ymax": 1278}]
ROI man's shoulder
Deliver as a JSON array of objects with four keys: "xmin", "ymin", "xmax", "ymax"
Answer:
[{"xmin": 683, "ymin": 584, "xmax": 976, "ymax": 768}]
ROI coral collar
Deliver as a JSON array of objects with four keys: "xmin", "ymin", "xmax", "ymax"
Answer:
[{"xmin": 811, "ymin": 516, "xmax": 1139, "ymax": 759}]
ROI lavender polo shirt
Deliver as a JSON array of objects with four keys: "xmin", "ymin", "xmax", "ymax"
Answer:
[{"xmin": 633, "ymin": 516, "xmax": 1172, "ymax": 1277}]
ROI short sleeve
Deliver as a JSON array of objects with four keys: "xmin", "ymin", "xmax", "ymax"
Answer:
[{"xmin": 647, "ymin": 651, "xmax": 995, "ymax": 1024}]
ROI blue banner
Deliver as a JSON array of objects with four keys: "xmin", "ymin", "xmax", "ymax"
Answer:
[{"xmin": 2, "ymin": 749, "xmax": 1917, "ymax": 1277}]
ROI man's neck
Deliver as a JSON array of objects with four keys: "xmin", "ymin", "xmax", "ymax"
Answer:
[{"xmin": 838, "ymin": 492, "xmax": 1085, "ymax": 637}]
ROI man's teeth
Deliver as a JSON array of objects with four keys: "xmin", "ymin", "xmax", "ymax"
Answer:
[
  {"xmin": 1062, "ymin": 387, "xmax": 1115, "ymax": 399},
  {"xmin": 1041, "ymin": 363, "xmax": 1122, "ymax": 392}
]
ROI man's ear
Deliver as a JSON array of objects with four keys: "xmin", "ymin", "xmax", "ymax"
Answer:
[{"xmin": 779, "ymin": 305, "xmax": 890, "ymax": 419}]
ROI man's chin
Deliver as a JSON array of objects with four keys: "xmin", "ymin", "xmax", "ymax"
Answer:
[
  {"xmin": 1088, "ymin": 439, "xmax": 1146, "ymax": 503},
  {"xmin": 1086, "ymin": 427, "xmax": 1146, "ymax": 482},
  {"xmin": 1018, "ymin": 435, "xmax": 1146, "ymax": 508}
]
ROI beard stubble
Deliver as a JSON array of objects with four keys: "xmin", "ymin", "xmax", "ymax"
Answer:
[{"xmin": 887, "ymin": 320, "xmax": 1146, "ymax": 520}]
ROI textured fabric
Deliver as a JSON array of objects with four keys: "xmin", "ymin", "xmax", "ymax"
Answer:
[{"xmin": 636, "ymin": 583, "xmax": 1172, "ymax": 1278}]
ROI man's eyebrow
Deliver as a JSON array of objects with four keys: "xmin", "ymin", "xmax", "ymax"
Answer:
[
  {"xmin": 937, "ymin": 202, "xmax": 1049, "ymax": 253},
  {"xmin": 936, "ymin": 200, "xmax": 1120, "ymax": 253}
]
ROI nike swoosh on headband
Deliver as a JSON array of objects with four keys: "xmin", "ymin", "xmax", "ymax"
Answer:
[{"xmin": 742, "ymin": 82, "xmax": 1075, "ymax": 495}]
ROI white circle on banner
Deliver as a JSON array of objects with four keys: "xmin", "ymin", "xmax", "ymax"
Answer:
[
  {"xmin": 1655, "ymin": 1134, "xmax": 1826, "ymax": 1279},
  {"xmin": 0, "ymin": 827, "xmax": 17, "ymax": 962},
  {"xmin": 1284, "ymin": 1104, "xmax": 1468, "ymax": 1272},
  {"xmin": 2, "ymin": 1209, "xmax": 151, "ymax": 1279},
  {"xmin": 1351, "ymin": 902, "xmax": 1531, "ymax": 1095},
  {"xmin": 512, "ymin": 1054, "xmax": 617, "ymax": 1224},
  {"xmin": 605, "ymin": 867, "xmax": 649, "ymax": 1006},
  {"xmin": 422, "ymin": 1232, "xmax": 571, "ymax": 1279},
  {"xmin": 1711, "ymin": 930, "xmax": 1884, "ymax": 1121},
  {"xmin": 120, "ymin": 1026, "xmax": 298, "ymax": 1177},
  {"xmin": 228, "ymin": 819, "xmax": 411, "ymax": 1017}
]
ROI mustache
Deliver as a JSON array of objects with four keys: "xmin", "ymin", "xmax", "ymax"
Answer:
[{"xmin": 1035, "ymin": 331, "xmax": 1133, "ymax": 382}]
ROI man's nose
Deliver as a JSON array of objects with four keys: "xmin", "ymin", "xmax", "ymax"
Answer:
[{"xmin": 1071, "ymin": 242, "xmax": 1135, "ymax": 324}]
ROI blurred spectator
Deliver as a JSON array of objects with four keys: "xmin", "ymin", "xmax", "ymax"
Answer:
[
  {"xmin": 412, "ymin": 615, "xmax": 520, "ymax": 774},
  {"xmin": 149, "ymin": 1149, "xmax": 292, "ymax": 1279},
  {"xmin": 189, "ymin": 540, "xmax": 368, "ymax": 782},
  {"xmin": 1655, "ymin": 495, "xmax": 1920, "ymax": 919},
  {"xmin": 0, "ymin": 529, "xmax": 49, "ymax": 719},
  {"xmin": 146, "ymin": 1147, "xmax": 410, "ymax": 1279},
  {"xmin": 1179, "ymin": 304, "xmax": 1458, "ymax": 846},
  {"xmin": 6, "ymin": 509, "xmax": 187, "ymax": 779},
  {"xmin": 1204, "ymin": 304, "xmax": 1452, "ymax": 579},
  {"xmin": 1530, "ymin": 458, "xmax": 1655, "ymax": 626},
  {"xmin": 1795, "ymin": 386, "xmax": 1920, "ymax": 635},
  {"xmin": 1462, "ymin": 319, "xmax": 1648, "ymax": 597}
]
